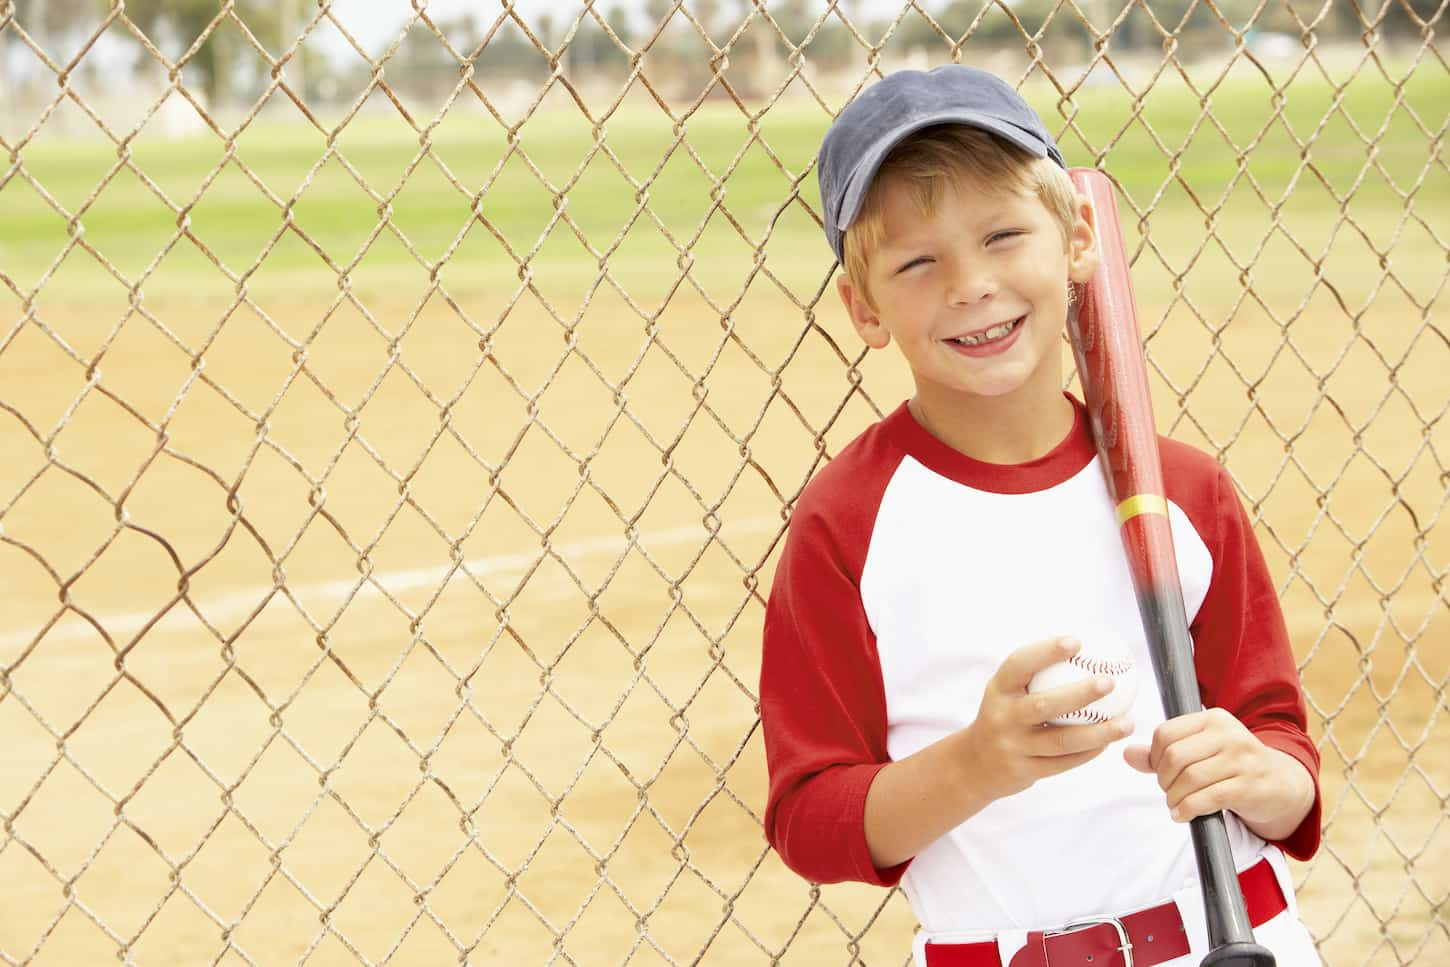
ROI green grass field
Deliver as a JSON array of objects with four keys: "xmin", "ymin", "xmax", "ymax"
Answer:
[{"xmin": 3, "ymin": 62, "xmax": 1446, "ymax": 311}]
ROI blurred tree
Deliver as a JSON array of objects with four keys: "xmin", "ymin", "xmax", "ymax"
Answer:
[
  {"xmin": 536, "ymin": 12, "xmax": 557, "ymax": 51},
  {"xmin": 806, "ymin": 16, "xmax": 861, "ymax": 73},
  {"xmin": 754, "ymin": 0, "xmax": 856, "ymax": 72},
  {"xmin": 894, "ymin": 0, "xmax": 1025, "ymax": 53},
  {"xmin": 640, "ymin": 0, "xmax": 725, "ymax": 92},
  {"xmin": 391, "ymin": 15, "xmax": 473, "ymax": 100},
  {"xmin": 1124, "ymin": 0, "xmax": 1360, "ymax": 50},
  {"xmin": 603, "ymin": 1, "xmax": 636, "ymax": 50},
  {"xmin": 2, "ymin": 0, "xmax": 104, "ymax": 98},
  {"xmin": 639, "ymin": 0, "xmax": 683, "ymax": 78},
  {"xmin": 645, "ymin": 0, "xmax": 677, "ymax": 34},
  {"xmin": 566, "ymin": 6, "xmax": 635, "ymax": 80},
  {"xmin": 124, "ymin": 0, "xmax": 281, "ymax": 104},
  {"xmin": 1010, "ymin": 0, "xmax": 1094, "ymax": 51},
  {"xmin": 1361, "ymin": 0, "xmax": 1441, "ymax": 39},
  {"xmin": 1133, "ymin": 0, "xmax": 1228, "ymax": 41},
  {"xmin": 693, "ymin": 0, "xmax": 722, "ymax": 41},
  {"xmin": 773, "ymin": 0, "xmax": 818, "ymax": 47},
  {"xmin": 8, "ymin": 0, "xmax": 102, "ymax": 48},
  {"xmin": 473, "ymin": 16, "xmax": 551, "ymax": 83},
  {"xmin": 840, "ymin": 0, "xmax": 868, "ymax": 35},
  {"xmin": 1214, "ymin": 0, "xmax": 1287, "ymax": 33},
  {"xmin": 742, "ymin": 0, "xmax": 784, "ymax": 89}
]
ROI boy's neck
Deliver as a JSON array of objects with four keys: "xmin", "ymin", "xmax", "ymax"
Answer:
[{"xmin": 909, "ymin": 388, "xmax": 1076, "ymax": 465}]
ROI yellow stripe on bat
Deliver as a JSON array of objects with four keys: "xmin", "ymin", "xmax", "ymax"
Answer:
[{"xmin": 1116, "ymin": 494, "xmax": 1170, "ymax": 525}]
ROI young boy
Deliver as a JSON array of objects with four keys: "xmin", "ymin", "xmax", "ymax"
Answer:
[{"xmin": 759, "ymin": 65, "xmax": 1323, "ymax": 966}]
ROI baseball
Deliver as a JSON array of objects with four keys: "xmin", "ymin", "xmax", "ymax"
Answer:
[{"xmin": 1028, "ymin": 634, "xmax": 1139, "ymax": 726}]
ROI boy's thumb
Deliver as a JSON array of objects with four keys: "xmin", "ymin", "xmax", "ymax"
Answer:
[{"xmin": 1122, "ymin": 744, "xmax": 1153, "ymax": 773}]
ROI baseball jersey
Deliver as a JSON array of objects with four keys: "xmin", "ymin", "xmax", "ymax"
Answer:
[{"xmin": 760, "ymin": 394, "xmax": 1321, "ymax": 934}]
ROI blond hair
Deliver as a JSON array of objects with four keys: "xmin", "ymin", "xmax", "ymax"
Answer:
[{"xmin": 841, "ymin": 125, "xmax": 1078, "ymax": 308}]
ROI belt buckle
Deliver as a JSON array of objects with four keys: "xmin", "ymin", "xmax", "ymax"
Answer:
[{"xmin": 1046, "ymin": 915, "xmax": 1134, "ymax": 967}]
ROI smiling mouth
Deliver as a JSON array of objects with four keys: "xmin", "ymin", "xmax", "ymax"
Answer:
[{"xmin": 947, "ymin": 316, "xmax": 1025, "ymax": 347}]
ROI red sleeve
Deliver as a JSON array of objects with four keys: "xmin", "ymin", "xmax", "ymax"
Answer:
[
  {"xmin": 1187, "ymin": 455, "xmax": 1322, "ymax": 861},
  {"xmin": 759, "ymin": 456, "xmax": 909, "ymax": 887}
]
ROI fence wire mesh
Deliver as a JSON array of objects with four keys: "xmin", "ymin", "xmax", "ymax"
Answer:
[{"xmin": 0, "ymin": 0, "xmax": 1445, "ymax": 964}]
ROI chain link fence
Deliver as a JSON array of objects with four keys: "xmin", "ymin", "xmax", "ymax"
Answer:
[{"xmin": 0, "ymin": 0, "xmax": 1445, "ymax": 964}]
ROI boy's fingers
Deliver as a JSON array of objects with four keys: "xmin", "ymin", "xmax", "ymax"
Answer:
[
  {"xmin": 1028, "ymin": 716, "xmax": 1132, "ymax": 758},
  {"xmin": 1019, "ymin": 676, "xmax": 1113, "ymax": 727},
  {"xmin": 1040, "ymin": 747, "xmax": 1108, "ymax": 775},
  {"xmin": 995, "ymin": 636, "xmax": 1080, "ymax": 692},
  {"xmin": 1154, "ymin": 730, "xmax": 1222, "ymax": 792},
  {"xmin": 1122, "ymin": 743, "xmax": 1153, "ymax": 773},
  {"xmin": 1164, "ymin": 755, "xmax": 1237, "ymax": 809},
  {"xmin": 1148, "ymin": 710, "xmax": 1212, "ymax": 768},
  {"xmin": 1168, "ymin": 776, "xmax": 1240, "ymax": 823}
]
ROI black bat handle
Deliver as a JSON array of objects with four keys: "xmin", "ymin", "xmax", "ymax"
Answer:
[{"xmin": 1140, "ymin": 582, "xmax": 1275, "ymax": 966}]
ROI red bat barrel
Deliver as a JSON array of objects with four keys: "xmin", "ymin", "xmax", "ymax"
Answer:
[
  {"xmin": 1068, "ymin": 168, "xmax": 1273, "ymax": 966},
  {"xmin": 1066, "ymin": 171, "xmax": 1179, "ymax": 621}
]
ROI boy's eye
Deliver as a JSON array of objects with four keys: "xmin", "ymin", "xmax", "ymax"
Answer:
[
  {"xmin": 988, "ymin": 230, "xmax": 1024, "ymax": 244},
  {"xmin": 896, "ymin": 256, "xmax": 932, "ymax": 274}
]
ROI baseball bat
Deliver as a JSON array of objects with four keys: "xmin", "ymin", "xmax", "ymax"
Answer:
[{"xmin": 1066, "ymin": 167, "xmax": 1275, "ymax": 967}]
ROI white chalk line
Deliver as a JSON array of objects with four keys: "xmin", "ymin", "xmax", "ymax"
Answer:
[
  {"xmin": 2, "ymin": 516, "xmax": 786, "ymax": 651},
  {"xmin": 5, "ymin": 514, "xmax": 1440, "ymax": 654}
]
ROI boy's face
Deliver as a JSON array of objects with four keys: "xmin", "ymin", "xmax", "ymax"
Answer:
[{"xmin": 837, "ymin": 175, "xmax": 1098, "ymax": 411}]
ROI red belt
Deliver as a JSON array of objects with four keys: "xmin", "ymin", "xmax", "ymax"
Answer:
[{"xmin": 924, "ymin": 857, "xmax": 1286, "ymax": 967}]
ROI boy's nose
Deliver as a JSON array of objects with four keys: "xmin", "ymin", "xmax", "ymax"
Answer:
[{"xmin": 947, "ymin": 266, "xmax": 996, "ymax": 306}]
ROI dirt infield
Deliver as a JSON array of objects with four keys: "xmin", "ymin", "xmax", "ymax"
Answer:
[{"xmin": 1, "ymin": 278, "xmax": 1446, "ymax": 965}]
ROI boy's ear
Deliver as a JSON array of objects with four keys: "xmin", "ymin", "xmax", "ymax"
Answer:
[
  {"xmin": 837, "ymin": 273, "xmax": 891, "ymax": 350},
  {"xmin": 1066, "ymin": 192, "xmax": 1101, "ymax": 284}
]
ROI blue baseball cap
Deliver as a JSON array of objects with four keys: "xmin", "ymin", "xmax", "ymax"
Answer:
[{"xmin": 817, "ymin": 64, "xmax": 1067, "ymax": 264}]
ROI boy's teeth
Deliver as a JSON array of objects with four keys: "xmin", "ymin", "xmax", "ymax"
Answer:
[{"xmin": 953, "ymin": 318, "xmax": 1020, "ymax": 346}]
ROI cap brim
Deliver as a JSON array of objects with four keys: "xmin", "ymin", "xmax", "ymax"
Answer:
[{"xmin": 834, "ymin": 110, "xmax": 1062, "ymax": 234}]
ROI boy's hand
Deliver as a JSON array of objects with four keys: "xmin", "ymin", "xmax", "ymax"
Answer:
[
  {"xmin": 964, "ymin": 636, "xmax": 1135, "ymax": 801},
  {"xmin": 1123, "ymin": 707, "xmax": 1316, "ymax": 840}
]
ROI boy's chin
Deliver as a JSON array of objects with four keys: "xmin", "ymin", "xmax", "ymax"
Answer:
[
  {"xmin": 942, "ymin": 366, "xmax": 1066, "ymax": 403},
  {"xmin": 961, "ymin": 379, "xmax": 1039, "ymax": 401},
  {"xmin": 915, "ymin": 376, "xmax": 1032, "ymax": 404}
]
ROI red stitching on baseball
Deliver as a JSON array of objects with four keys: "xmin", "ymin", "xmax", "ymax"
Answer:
[
  {"xmin": 1052, "ymin": 653, "xmax": 1134, "ymax": 725},
  {"xmin": 1066, "ymin": 654, "xmax": 1133, "ymax": 676},
  {"xmin": 1058, "ymin": 707, "xmax": 1112, "ymax": 724}
]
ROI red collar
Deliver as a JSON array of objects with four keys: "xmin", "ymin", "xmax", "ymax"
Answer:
[{"xmin": 885, "ymin": 393, "xmax": 1095, "ymax": 494}]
